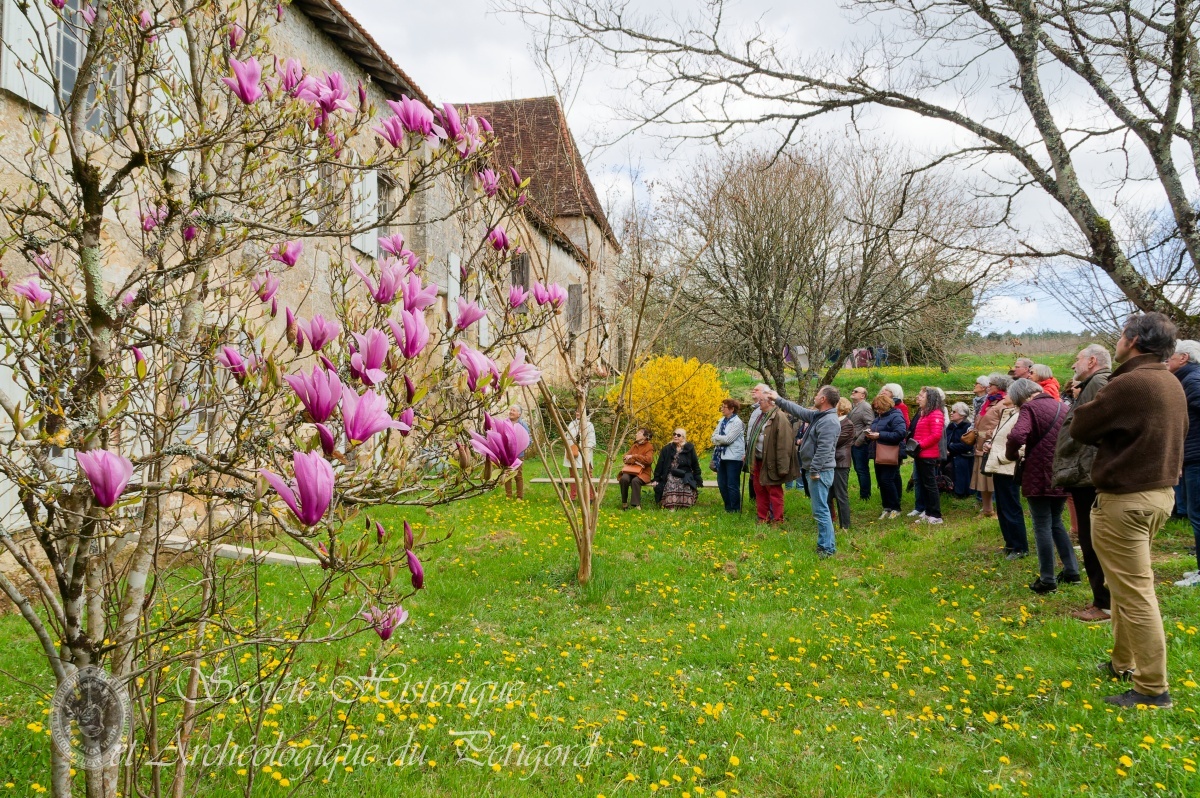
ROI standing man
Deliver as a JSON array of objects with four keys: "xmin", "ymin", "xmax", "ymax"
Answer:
[
  {"xmin": 1011, "ymin": 357, "xmax": 1034, "ymax": 381},
  {"xmin": 505, "ymin": 405, "xmax": 531, "ymax": 500},
  {"xmin": 770, "ymin": 386, "xmax": 842, "ymax": 558},
  {"xmin": 1052, "ymin": 345, "xmax": 1113, "ymax": 621},
  {"xmin": 1071, "ymin": 313, "xmax": 1187, "ymax": 708},
  {"xmin": 743, "ymin": 384, "xmax": 799, "ymax": 524},
  {"xmin": 848, "ymin": 386, "xmax": 875, "ymax": 500},
  {"xmin": 1167, "ymin": 340, "xmax": 1200, "ymax": 588}
]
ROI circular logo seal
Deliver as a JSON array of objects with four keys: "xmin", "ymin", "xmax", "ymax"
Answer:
[{"xmin": 50, "ymin": 666, "xmax": 131, "ymax": 770}]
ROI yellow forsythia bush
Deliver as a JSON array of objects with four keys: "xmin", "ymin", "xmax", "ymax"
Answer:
[{"xmin": 611, "ymin": 355, "xmax": 726, "ymax": 454}]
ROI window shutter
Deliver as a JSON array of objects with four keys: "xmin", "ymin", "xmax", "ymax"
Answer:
[
  {"xmin": 2, "ymin": 0, "xmax": 56, "ymax": 110},
  {"xmin": 301, "ymin": 147, "xmax": 320, "ymax": 225},
  {"xmin": 568, "ymin": 283, "xmax": 583, "ymax": 332},
  {"xmin": 478, "ymin": 304, "xmax": 491, "ymax": 347},
  {"xmin": 351, "ymin": 169, "xmax": 378, "ymax": 254},
  {"xmin": 447, "ymin": 253, "xmax": 461, "ymax": 301},
  {"xmin": 151, "ymin": 27, "xmax": 188, "ymax": 149}
]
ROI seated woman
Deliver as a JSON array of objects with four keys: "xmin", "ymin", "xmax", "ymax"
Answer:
[
  {"xmin": 944, "ymin": 402, "xmax": 975, "ymax": 498},
  {"xmin": 618, "ymin": 428, "xmax": 655, "ymax": 509},
  {"xmin": 653, "ymin": 428, "xmax": 703, "ymax": 509}
]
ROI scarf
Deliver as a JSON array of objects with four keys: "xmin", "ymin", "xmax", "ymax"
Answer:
[{"xmin": 746, "ymin": 407, "xmax": 774, "ymax": 459}]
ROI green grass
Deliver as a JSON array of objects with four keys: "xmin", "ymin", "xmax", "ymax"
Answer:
[
  {"xmin": 0, "ymin": 459, "xmax": 1197, "ymax": 796},
  {"xmin": 721, "ymin": 354, "xmax": 1076, "ymax": 402}
]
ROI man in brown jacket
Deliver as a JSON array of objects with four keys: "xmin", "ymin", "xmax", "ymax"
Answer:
[
  {"xmin": 743, "ymin": 385, "xmax": 800, "ymax": 524},
  {"xmin": 1070, "ymin": 313, "xmax": 1188, "ymax": 709}
]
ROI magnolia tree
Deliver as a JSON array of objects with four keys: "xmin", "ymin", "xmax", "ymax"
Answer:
[{"xmin": 0, "ymin": 1, "xmax": 554, "ymax": 796}]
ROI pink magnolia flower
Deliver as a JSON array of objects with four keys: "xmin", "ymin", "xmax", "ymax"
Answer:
[
  {"xmin": 284, "ymin": 306, "xmax": 299, "ymax": 347},
  {"xmin": 477, "ymin": 169, "xmax": 499, "ymax": 197},
  {"xmin": 478, "ymin": 116, "xmax": 493, "ymax": 135},
  {"xmin": 350, "ymin": 258, "xmax": 405, "ymax": 304},
  {"xmin": 386, "ymin": 310, "xmax": 429, "ymax": 360},
  {"xmin": 397, "ymin": 407, "xmax": 415, "ymax": 437},
  {"xmin": 505, "ymin": 348, "xmax": 541, "ymax": 386},
  {"xmin": 131, "ymin": 346, "xmax": 147, "ymax": 378},
  {"xmin": 455, "ymin": 343, "xmax": 499, "ymax": 393},
  {"xmin": 387, "ymin": 96, "xmax": 438, "ymax": 138},
  {"xmin": 378, "ymin": 233, "xmax": 406, "ymax": 256},
  {"xmin": 228, "ymin": 22, "xmax": 244, "ymax": 48},
  {"xmin": 407, "ymin": 549, "xmax": 424, "ymax": 590},
  {"xmin": 298, "ymin": 71, "xmax": 354, "ymax": 117},
  {"xmin": 32, "ymin": 251, "xmax": 53, "ymax": 271},
  {"xmin": 404, "ymin": 520, "xmax": 414, "ymax": 549},
  {"xmin": 297, "ymin": 314, "xmax": 341, "ymax": 352},
  {"xmin": 140, "ymin": 204, "xmax": 167, "ymax": 232},
  {"xmin": 372, "ymin": 115, "xmax": 405, "ymax": 148},
  {"xmin": 545, "ymin": 283, "xmax": 568, "ymax": 309},
  {"xmin": 458, "ymin": 114, "xmax": 484, "ymax": 158},
  {"xmin": 401, "ymin": 273, "xmax": 437, "ymax": 314},
  {"xmin": 342, "ymin": 386, "xmax": 409, "ymax": 445},
  {"xmin": 76, "ymin": 449, "xmax": 134, "ymax": 508},
  {"xmin": 357, "ymin": 80, "xmax": 367, "ymax": 110},
  {"xmin": 13, "ymin": 278, "xmax": 51, "ymax": 305},
  {"xmin": 217, "ymin": 345, "xmax": 248, "ymax": 379},
  {"xmin": 404, "ymin": 374, "xmax": 416, "ymax": 404},
  {"xmin": 279, "ymin": 57, "xmax": 304, "ymax": 94},
  {"xmin": 487, "ymin": 225, "xmax": 510, "ymax": 252},
  {"xmin": 137, "ymin": 9, "xmax": 152, "ymax": 28},
  {"xmin": 509, "ymin": 166, "xmax": 524, "ymax": 187},
  {"xmin": 183, "ymin": 224, "xmax": 198, "ymax": 243},
  {"xmin": 469, "ymin": 414, "xmax": 531, "ymax": 470},
  {"xmin": 315, "ymin": 423, "xmax": 336, "ymax": 457},
  {"xmin": 349, "ymin": 329, "xmax": 390, "ymax": 386},
  {"xmin": 260, "ymin": 450, "xmax": 335, "ymax": 527},
  {"xmin": 81, "ymin": 3, "xmax": 96, "ymax": 24},
  {"xmin": 359, "ymin": 604, "xmax": 407, "ymax": 641},
  {"xmin": 437, "ymin": 103, "xmax": 463, "ymax": 142},
  {"xmin": 222, "ymin": 56, "xmax": 262, "ymax": 104},
  {"xmin": 269, "ymin": 240, "xmax": 303, "ymax": 267},
  {"xmin": 374, "ymin": 519, "xmax": 386, "ymax": 545},
  {"xmin": 275, "ymin": 1, "xmax": 284, "ymax": 21},
  {"xmin": 121, "ymin": 290, "xmax": 137, "ymax": 307},
  {"xmin": 251, "ymin": 271, "xmax": 280, "ymax": 303},
  {"xmin": 284, "ymin": 364, "xmax": 342, "ymax": 423},
  {"xmin": 508, "ymin": 285, "xmax": 528, "ymax": 308},
  {"xmin": 454, "ymin": 296, "xmax": 486, "ymax": 331},
  {"xmin": 52, "ymin": 1, "xmax": 67, "ymax": 11}
]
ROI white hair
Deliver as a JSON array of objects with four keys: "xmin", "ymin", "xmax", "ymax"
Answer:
[
  {"xmin": 976, "ymin": 375, "xmax": 990, "ymax": 388},
  {"xmin": 1030, "ymin": 363, "xmax": 1054, "ymax": 381},
  {"xmin": 1176, "ymin": 340, "xmax": 1200, "ymax": 364},
  {"xmin": 951, "ymin": 401, "xmax": 971, "ymax": 417},
  {"xmin": 881, "ymin": 382, "xmax": 904, "ymax": 401},
  {"xmin": 1079, "ymin": 344, "xmax": 1112, "ymax": 369}
]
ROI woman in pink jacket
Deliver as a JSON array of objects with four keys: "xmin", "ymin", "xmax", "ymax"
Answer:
[{"xmin": 912, "ymin": 387, "xmax": 946, "ymax": 524}]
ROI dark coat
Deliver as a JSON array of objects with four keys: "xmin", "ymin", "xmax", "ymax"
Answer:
[
  {"xmin": 1176, "ymin": 361, "xmax": 1200, "ymax": 466},
  {"xmin": 652, "ymin": 442, "xmax": 702, "ymax": 503},
  {"xmin": 745, "ymin": 406, "xmax": 801, "ymax": 486},
  {"xmin": 1006, "ymin": 394, "xmax": 1067, "ymax": 498},
  {"xmin": 869, "ymin": 407, "xmax": 908, "ymax": 461},
  {"xmin": 1052, "ymin": 368, "xmax": 1110, "ymax": 487},
  {"xmin": 835, "ymin": 416, "xmax": 854, "ymax": 469},
  {"xmin": 945, "ymin": 420, "xmax": 973, "ymax": 459},
  {"xmin": 1072, "ymin": 353, "xmax": 1188, "ymax": 493}
]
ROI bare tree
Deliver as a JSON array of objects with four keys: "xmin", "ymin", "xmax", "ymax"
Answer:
[
  {"xmin": 508, "ymin": 0, "xmax": 1200, "ymax": 334},
  {"xmin": 660, "ymin": 143, "xmax": 1005, "ymax": 399}
]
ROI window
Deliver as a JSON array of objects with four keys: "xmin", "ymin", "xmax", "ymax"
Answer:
[
  {"xmin": 567, "ymin": 283, "xmax": 583, "ymax": 333},
  {"xmin": 378, "ymin": 175, "xmax": 398, "ymax": 235},
  {"xmin": 54, "ymin": 0, "xmax": 109, "ymax": 130}
]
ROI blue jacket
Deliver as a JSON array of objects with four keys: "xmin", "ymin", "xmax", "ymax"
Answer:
[
  {"xmin": 869, "ymin": 407, "xmax": 908, "ymax": 460},
  {"xmin": 945, "ymin": 420, "xmax": 973, "ymax": 459},
  {"xmin": 1176, "ymin": 361, "xmax": 1200, "ymax": 465}
]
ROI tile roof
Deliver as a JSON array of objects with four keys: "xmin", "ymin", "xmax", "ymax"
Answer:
[
  {"xmin": 291, "ymin": 0, "xmax": 434, "ymax": 108},
  {"xmin": 463, "ymin": 96, "xmax": 619, "ymax": 250}
]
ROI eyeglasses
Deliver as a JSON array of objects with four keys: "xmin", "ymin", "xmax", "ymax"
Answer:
[{"xmin": 673, "ymin": 433, "xmax": 683, "ymax": 438}]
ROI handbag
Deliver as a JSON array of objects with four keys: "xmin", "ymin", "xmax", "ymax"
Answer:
[
  {"xmin": 961, "ymin": 428, "xmax": 978, "ymax": 446},
  {"xmin": 905, "ymin": 438, "xmax": 920, "ymax": 457},
  {"xmin": 875, "ymin": 443, "xmax": 900, "ymax": 466},
  {"xmin": 709, "ymin": 452, "xmax": 721, "ymax": 472}
]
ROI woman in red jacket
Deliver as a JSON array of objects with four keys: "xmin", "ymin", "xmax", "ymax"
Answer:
[{"xmin": 912, "ymin": 387, "xmax": 946, "ymax": 524}]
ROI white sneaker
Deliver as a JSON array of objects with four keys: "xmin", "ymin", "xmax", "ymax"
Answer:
[
  {"xmin": 907, "ymin": 509, "xmax": 922, "ymax": 517},
  {"xmin": 926, "ymin": 517, "xmax": 944, "ymax": 525},
  {"xmin": 1175, "ymin": 573, "xmax": 1200, "ymax": 587},
  {"xmin": 1184, "ymin": 570, "xmax": 1199, "ymax": 578},
  {"xmin": 878, "ymin": 511, "xmax": 890, "ymax": 520},
  {"xmin": 888, "ymin": 510, "xmax": 901, "ymax": 519}
]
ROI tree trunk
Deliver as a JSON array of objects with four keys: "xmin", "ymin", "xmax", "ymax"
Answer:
[{"xmin": 576, "ymin": 532, "xmax": 592, "ymax": 584}]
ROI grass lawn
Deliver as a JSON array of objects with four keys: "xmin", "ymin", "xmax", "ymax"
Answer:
[{"xmin": 0, "ymin": 458, "xmax": 1197, "ymax": 796}]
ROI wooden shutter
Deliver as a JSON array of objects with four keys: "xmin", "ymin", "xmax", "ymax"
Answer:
[
  {"xmin": 2, "ymin": 0, "xmax": 55, "ymax": 110},
  {"xmin": 351, "ymin": 167, "xmax": 378, "ymax": 255},
  {"xmin": 568, "ymin": 283, "xmax": 583, "ymax": 332}
]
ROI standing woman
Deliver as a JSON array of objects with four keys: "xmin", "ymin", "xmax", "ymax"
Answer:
[
  {"xmin": 972, "ymin": 374, "xmax": 1011, "ymax": 516},
  {"xmin": 911, "ymin": 387, "xmax": 946, "ymax": 525},
  {"xmin": 653, "ymin": 429, "xmax": 703, "ymax": 510},
  {"xmin": 831, "ymin": 397, "xmax": 854, "ymax": 530},
  {"xmin": 867, "ymin": 393, "xmax": 908, "ymax": 519},
  {"xmin": 711, "ymin": 399, "xmax": 746, "ymax": 512},
  {"xmin": 984, "ymin": 393, "xmax": 1030, "ymax": 559},
  {"xmin": 881, "ymin": 383, "xmax": 910, "ymax": 425},
  {"xmin": 1005, "ymin": 378, "xmax": 1080, "ymax": 593}
]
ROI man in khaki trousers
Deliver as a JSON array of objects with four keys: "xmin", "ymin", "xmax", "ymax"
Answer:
[{"xmin": 1071, "ymin": 312, "xmax": 1188, "ymax": 709}]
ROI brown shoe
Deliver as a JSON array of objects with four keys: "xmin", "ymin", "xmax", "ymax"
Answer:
[{"xmin": 1071, "ymin": 605, "xmax": 1111, "ymax": 623}]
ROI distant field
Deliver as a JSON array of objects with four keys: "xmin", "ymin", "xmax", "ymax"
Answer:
[{"xmin": 721, "ymin": 353, "xmax": 1077, "ymax": 401}]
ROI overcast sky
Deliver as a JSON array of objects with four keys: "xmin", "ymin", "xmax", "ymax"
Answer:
[{"xmin": 340, "ymin": 0, "xmax": 1076, "ymax": 334}]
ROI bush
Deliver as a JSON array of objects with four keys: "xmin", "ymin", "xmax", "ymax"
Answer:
[{"xmin": 611, "ymin": 355, "xmax": 726, "ymax": 453}]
